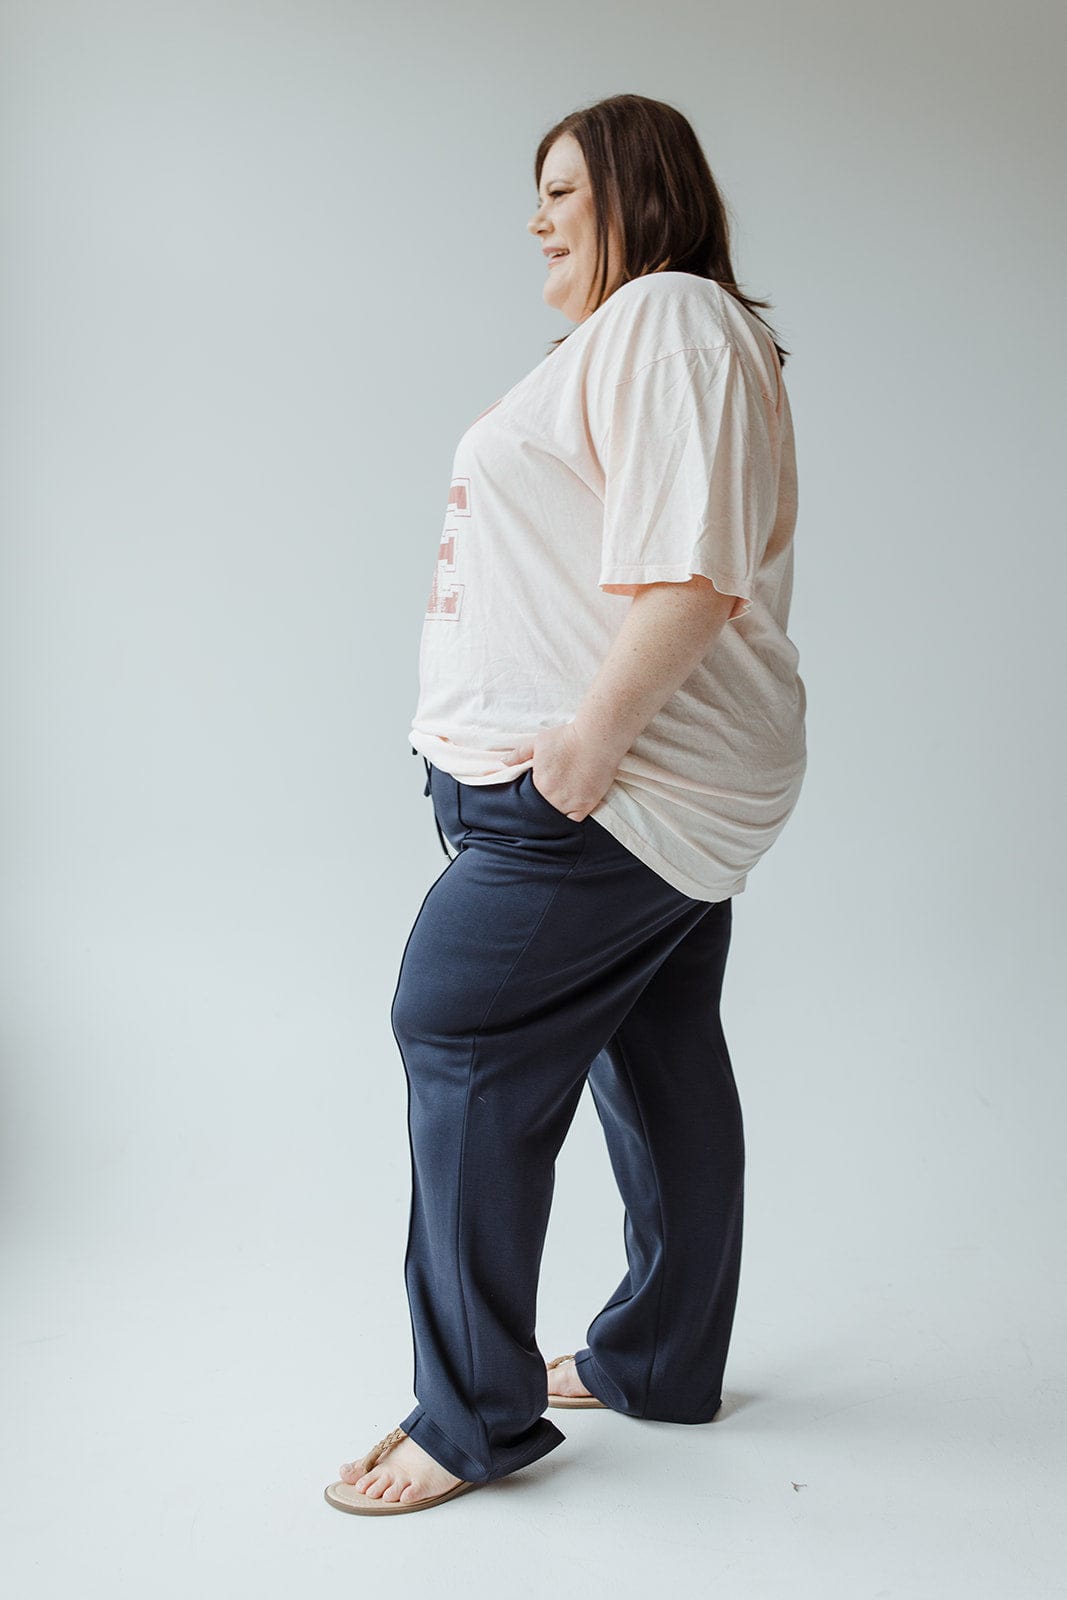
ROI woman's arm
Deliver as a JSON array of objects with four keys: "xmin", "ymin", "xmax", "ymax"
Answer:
[
  {"xmin": 572, "ymin": 575, "xmax": 737, "ymax": 770},
  {"xmin": 503, "ymin": 575, "xmax": 738, "ymax": 820}
]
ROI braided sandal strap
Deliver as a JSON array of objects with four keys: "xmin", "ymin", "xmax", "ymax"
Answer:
[
  {"xmin": 546, "ymin": 1353, "xmax": 577, "ymax": 1370},
  {"xmin": 359, "ymin": 1425, "xmax": 408, "ymax": 1474}
]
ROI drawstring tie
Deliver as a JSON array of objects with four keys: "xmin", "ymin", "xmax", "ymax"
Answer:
[{"xmin": 412, "ymin": 746, "xmax": 456, "ymax": 861}]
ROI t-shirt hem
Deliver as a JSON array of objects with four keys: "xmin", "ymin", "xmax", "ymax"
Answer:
[
  {"xmin": 598, "ymin": 565, "xmax": 753, "ymax": 620},
  {"xmin": 588, "ymin": 799, "xmax": 745, "ymax": 903}
]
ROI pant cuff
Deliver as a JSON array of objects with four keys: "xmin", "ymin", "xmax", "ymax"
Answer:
[
  {"xmin": 573, "ymin": 1348, "xmax": 628, "ymax": 1412},
  {"xmin": 573, "ymin": 1349, "xmax": 724, "ymax": 1423},
  {"xmin": 398, "ymin": 1403, "xmax": 567, "ymax": 1485}
]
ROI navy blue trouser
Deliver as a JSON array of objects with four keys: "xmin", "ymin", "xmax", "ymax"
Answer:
[{"xmin": 391, "ymin": 753, "xmax": 744, "ymax": 1485}]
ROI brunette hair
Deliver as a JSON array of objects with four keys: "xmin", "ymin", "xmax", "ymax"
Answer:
[{"xmin": 534, "ymin": 94, "xmax": 790, "ymax": 367}]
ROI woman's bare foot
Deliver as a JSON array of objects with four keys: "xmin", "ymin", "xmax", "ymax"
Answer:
[
  {"xmin": 546, "ymin": 1354, "xmax": 595, "ymax": 1400},
  {"xmin": 338, "ymin": 1432, "xmax": 465, "ymax": 1505}
]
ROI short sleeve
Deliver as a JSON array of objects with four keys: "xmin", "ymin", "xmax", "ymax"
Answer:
[{"xmin": 597, "ymin": 342, "xmax": 777, "ymax": 622}]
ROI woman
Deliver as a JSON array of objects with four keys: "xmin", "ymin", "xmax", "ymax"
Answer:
[{"xmin": 325, "ymin": 93, "xmax": 807, "ymax": 1516}]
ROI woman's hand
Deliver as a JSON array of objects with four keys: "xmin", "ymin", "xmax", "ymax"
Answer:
[{"xmin": 500, "ymin": 723, "xmax": 621, "ymax": 821}]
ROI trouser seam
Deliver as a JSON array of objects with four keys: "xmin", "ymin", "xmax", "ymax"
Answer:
[
  {"xmin": 606, "ymin": 1027, "xmax": 669, "ymax": 1419},
  {"xmin": 453, "ymin": 830, "xmax": 589, "ymax": 1469}
]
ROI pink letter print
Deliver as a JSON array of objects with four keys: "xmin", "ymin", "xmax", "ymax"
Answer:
[{"xmin": 425, "ymin": 477, "xmax": 469, "ymax": 621}]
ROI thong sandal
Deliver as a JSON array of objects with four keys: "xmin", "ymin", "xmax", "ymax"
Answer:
[
  {"xmin": 324, "ymin": 1426, "xmax": 480, "ymax": 1516},
  {"xmin": 546, "ymin": 1353, "xmax": 608, "ymax": 1409}
]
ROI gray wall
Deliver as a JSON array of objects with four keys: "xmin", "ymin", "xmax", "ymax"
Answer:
[{"xmin": 3, "ymin": 1, "xmax": 1064, "ymax": 1593}]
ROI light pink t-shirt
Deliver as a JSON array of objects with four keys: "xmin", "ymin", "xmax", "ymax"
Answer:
[{"xmin": 408, "ymin": 271, "xmax": 807, "ymax": 902}]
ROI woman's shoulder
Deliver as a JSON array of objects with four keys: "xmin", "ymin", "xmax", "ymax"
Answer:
[
  {"xmin": 610, "ymin": 269, "xmax": 725, "ymax": 306},
  {"xmin": 602, "ymin": 271, "xmax": 728, "ymax": 328},
  {"xmin": 577, "ymin": 272, "xmax": 732, "ymax": 388}
]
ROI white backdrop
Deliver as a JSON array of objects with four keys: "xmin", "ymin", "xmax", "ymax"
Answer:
[{"xmin": 3, "ymin": 1, "xmax": 1065, "ymax": 1594}]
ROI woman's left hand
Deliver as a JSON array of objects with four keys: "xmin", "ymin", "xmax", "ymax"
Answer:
[{"xmin": 500, "ymin": 723, "xmax": 620, "ymax": 821}]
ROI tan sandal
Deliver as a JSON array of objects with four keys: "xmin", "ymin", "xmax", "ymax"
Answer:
[
  {"xmin": 546, "ymin": 1353, "xmax": 608, "ymax": 1409},
  {"xmin": 324, "ymin": 1426, "xmax": 480, "ymax": 1516}
]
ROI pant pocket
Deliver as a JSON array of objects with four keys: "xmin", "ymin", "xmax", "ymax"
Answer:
[{"xmin": 521, "ymin": 767, "xmax": 585, "ymax": 830}]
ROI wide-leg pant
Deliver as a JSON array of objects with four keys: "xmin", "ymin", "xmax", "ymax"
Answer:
[{"xmin": 391, "ymin": 756, "xmax": 744, "ymax": 1486}]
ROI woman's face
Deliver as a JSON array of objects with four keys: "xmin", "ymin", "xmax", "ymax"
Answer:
[{"xmin": 528, "ymin": 134, "xmax": 624, "ymax": 324}]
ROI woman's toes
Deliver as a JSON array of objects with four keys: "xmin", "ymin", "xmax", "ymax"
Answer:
[{"xmin": 381, "ymin": 1478, "xmax": 405, "ymax": 1503}]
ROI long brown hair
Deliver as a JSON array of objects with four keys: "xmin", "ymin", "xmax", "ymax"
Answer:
[{"xmin": 535, "ymin": 94, "xmax": 790, "ymax": 367}]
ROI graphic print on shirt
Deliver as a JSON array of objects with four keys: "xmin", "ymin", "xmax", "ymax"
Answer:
[{"xmin": 425, "ymin": 475, "xmax": 469, "ymax": 621}]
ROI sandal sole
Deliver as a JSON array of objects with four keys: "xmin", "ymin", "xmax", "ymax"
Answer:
[{"xmin": 324, "ymin": 1478, "xmax": 479, "ymax": 1515}]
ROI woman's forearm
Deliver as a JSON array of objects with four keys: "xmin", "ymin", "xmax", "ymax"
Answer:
[{"xmin": 571, "ymin": 576, "xmax": 738, "ymax": 765}]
